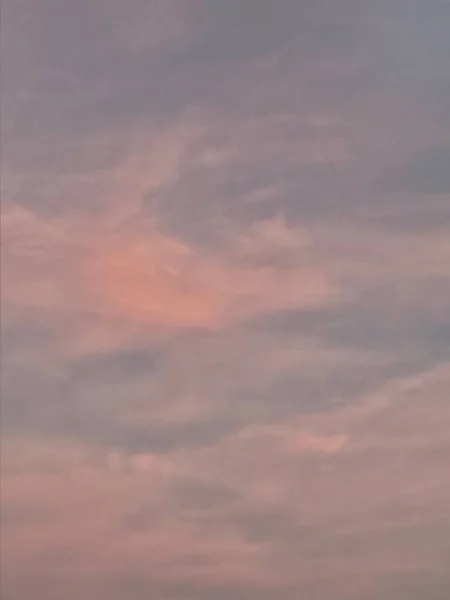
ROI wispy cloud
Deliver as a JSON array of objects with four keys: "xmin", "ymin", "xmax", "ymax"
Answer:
[
  {"xmin": 2, "ymin": 364, "xmax": 449, "ymax": 598},
  {"xmin": 2, "ymin": 0, "xmax": 450, "ymax": 599}
]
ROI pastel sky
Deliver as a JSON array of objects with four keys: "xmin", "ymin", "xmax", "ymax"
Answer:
[{"xmin": 1, "ymin": 1, "xmax": 450, "ymax": 599}]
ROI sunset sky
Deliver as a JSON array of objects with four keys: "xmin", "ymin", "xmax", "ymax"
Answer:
[{"xmin": 1, "ymin": 1, "xmax": 450, "ymax": 599}]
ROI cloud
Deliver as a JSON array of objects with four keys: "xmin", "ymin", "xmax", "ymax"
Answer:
[
  {"xmin": 374, "ymin": 145, "xmax": 450, "ymax": 195},
  {"xmin": 2, "ymin": 0, "xmax": 450, "ymax": 598},
  {"xmin": 2, "ymin": 365, "xmax": 449, "ymax": 599},
  {"xmin": 2, "ymin": 201, "xmax": 339, "ymax": 334},
  {"xmin": 82, "ymin": 217, "xmax": 339, "ymax": 331}
]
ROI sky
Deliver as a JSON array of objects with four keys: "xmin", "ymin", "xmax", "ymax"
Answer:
[{"xmin": 1, "ymin": 1, "xmax": 450, "ymax": 598}]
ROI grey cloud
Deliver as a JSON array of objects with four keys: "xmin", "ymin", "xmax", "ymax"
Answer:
[
  {"xmin": 0, "ymin": 323, "xmax": 412, "ymax": 452},
  {"xmin": 121, "ymin": 478, "xmax": 240, "ymax": 533},
  {"xmin": 167, "ymin": 0, "xmax": 361, "ymax": 67},
  {"xmin": 68, "ymin": 346, "xmax": 161, "ymax": 383},
  {"xmin": 4, "ymin": 0, "xmax": 449, "ymax": 244},
  {"xmin": 375, "ymin": 145, "xmax": 450, "ymax": 195},
  {"xmin": 169, "ymin": 477, "xmax": 239, "ymax": 512},
  {"xmin": 348, "ymin": 571, "xmax": 450, "ymax": 600},
  {"xmin": 223, "ymin": 505, "xmax": 307, "ymax": 545},
  {"xmin": 318, "ymin": 304, "xmax": 450, "ymax": 361},
  {"xmin": 142, "ymin": 145, "xmax": 347, "ymax": 244},
  {"xmin": 367, "ymin": 197, "xmax": 450, "ymax": 233},
  {"xmin": 1, "ymin": 375, "xmax": 239, "ymax": 453},
  {"xmin": 4, "ymin": 0, "xmax": 440, "ymax": 166},
  {"xmin": 249, "ymin": 301, "xmax": 450, "ymax": 374},
  {"xmin": 3, "ymin": 297, "xmax": 448, "ymax": 453}
]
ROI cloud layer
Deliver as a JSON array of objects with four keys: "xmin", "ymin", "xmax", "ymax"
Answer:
[{"xmin": 2, "ymin": 1, "xmax": 450, "ymax": 599}]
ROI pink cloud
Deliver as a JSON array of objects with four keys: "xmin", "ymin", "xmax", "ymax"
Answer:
[{"xmin": 82, "ymin": 220, "xmax": 337, "ymax": 331}]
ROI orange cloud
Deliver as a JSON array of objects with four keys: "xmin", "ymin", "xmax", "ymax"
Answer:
[
  {"xmin": 1, "ymin": 437, "xmax": 269, "ymax": 600},
  {"xmin": 82, "ymin": 220, "xmax": 337, "ymax": 331},
  {"xmin": 84, "ymin": 230, "xmax": 228, "ymax": 328},
  {"xmin": 284, "ymin": 431, "xmax": 348, "ymax": 454}
]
